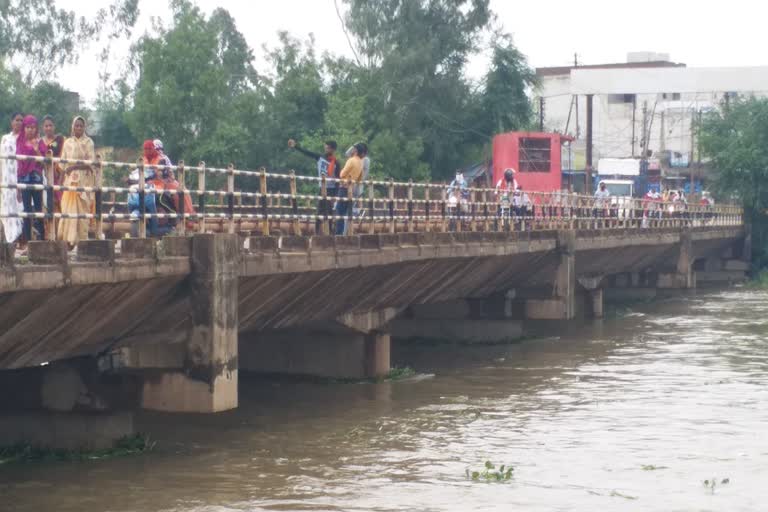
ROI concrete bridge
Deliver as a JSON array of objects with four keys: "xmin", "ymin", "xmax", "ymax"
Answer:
[
  {"xmin": 0, "ymin": 150, "xmax": 751, "ymax": 449},
  {"xmin": 0, "ymin": 223, "xmax": 748, "ymax": 448}
]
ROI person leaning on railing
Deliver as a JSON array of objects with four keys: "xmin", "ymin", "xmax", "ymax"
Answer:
[{"xmin": 335, "ymin": 143, "xmax": 365, "ymax": 235}]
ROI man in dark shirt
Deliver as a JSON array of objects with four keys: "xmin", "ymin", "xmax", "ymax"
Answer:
[{"xmin": 288, "ymin": 139, "xmax": 340, "ymax": 234}]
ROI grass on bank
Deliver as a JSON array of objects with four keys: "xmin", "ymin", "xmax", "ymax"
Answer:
[{"xmin": 0, "ymin": 433, "xmax": 154, "ymax": 465}]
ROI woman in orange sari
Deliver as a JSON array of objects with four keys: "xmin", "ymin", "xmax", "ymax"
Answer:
[
  {"xmin": 145, "ymin": 139, "xmax": 195, "ymax": 231},
  {"xmin": 57, "ymin": 116, "xmax": 95, "ymax": 247}
]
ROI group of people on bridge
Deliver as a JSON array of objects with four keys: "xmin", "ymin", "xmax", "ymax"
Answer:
[
  {"xmin": 0, "ymin": 113, "xmax": 198, "ymax": 252},
  {"xmin": 0, "ymin": 112, "xmax": 729, "ymax": 253}
]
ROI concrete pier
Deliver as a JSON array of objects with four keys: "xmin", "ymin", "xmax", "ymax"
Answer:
[
  {"xmin": 525, "ymin": 231, "xmax": 576, "ymax": 320},
  {"xmin": 142, "ymin": 234, "xmax": 239, "ymax": 413}
]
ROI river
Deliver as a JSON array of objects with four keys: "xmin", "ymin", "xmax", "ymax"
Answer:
[{"xmin": 2, "ymin": 289, "xmax": 767, "ymax": 511}]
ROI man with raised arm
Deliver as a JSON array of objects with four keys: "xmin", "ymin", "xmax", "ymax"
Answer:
[{"xmin": 288, "ymin": 138, "xmax": 340, "ymax": 233}]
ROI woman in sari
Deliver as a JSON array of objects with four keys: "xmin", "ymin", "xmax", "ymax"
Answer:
[
  {"xmin": 0, "ymin": 113, "xmax": 24, "ymax": 244},
  {"xmin": 151, "ymin": 139, "xmax": 196, "ymax": 229},
  {"xmin": 57, "ymin": 116, "xmax": 95, "ymax": 247},
  {"xmin": 16, "ymin": 115, "xmax": 47, "ymax": 243},
  {"xmin": 42, "ymin": 116, "xmax": 65, "ymax": 212}
]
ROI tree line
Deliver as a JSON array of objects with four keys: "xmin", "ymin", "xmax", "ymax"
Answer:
[{"xmin": 1, "ymin": 0, "xmax": 537, "ymax": 183}]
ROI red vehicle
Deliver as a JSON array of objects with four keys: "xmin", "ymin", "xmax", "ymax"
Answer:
[{"xmin": 492, "ymin": 132, "xmax": 570, "ymax": 192}]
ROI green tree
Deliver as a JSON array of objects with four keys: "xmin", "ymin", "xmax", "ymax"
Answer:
[
  {"xmin": 477, "ymin": 33, "xmax": 538, "ymax": 135},
  {"xmin": 0, "ymin": 0, "xmax": 139, "ymax": 83},
  {"xmin": 126, "ymin": 0, "xmax": 251, "ymax": 162},
  {"xmin": 22, "ymin": 82, "xmax": 80, "ymax": 130},
  {"xmin": 340, "ymin": 0, "xmax": 493, "ymax": 175},
  {"xmin": 699, "ymin": 97, "xmax": 768, "ymax": 267}
]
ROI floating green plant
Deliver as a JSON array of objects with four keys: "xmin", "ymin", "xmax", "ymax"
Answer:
[{"xmin": 466, "ymin": 461, "xmax": 514, "ymax": 482}]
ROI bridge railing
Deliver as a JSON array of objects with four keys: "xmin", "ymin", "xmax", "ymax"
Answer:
[{"xmin": 0, "ymin": 153, "xmax": 744, "ymax": 242}]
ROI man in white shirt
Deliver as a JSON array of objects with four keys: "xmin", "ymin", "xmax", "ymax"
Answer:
[{"xmin": 594, "ymin": 181, "xmax": 611, "ymax": 218}]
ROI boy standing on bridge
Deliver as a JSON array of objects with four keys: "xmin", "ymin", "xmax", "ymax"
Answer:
[{"xmin": 288, "ymin": 139, "xmax": 340, "ymax": 233}]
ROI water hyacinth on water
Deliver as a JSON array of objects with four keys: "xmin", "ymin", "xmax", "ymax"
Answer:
[{"xmin": 466, "ymin": 461, "xmax": 514, "ymax": 482}]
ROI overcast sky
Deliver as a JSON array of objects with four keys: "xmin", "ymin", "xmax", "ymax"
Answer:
[{"xmin": 57, "ymin": 0, "xmax": 768, "ymax": 105}]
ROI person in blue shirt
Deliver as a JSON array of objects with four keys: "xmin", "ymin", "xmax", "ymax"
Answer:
[{"xmin": 288, "ymin": 138, "xmax": 340, "ymax": 233}]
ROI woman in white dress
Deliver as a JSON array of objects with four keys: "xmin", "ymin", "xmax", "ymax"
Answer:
[{"xmin": 0, "ymin": 112, "xmax": 24, "ymax": 244}]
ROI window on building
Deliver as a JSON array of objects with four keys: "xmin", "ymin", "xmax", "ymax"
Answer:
[
  {"xmin": 661, "ymin": 92, "xmax": 681, "ymax": 101},
  {"xmin": 607, "ymin": 94, "xmax": 636, "ymax": 104},
  {"xmin": 519, "ymin": 138, "xmax": 551, "ymax": 172}
]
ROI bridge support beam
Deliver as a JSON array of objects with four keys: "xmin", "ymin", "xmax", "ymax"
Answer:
[
  {"xmin": 657, "ymin": 231, "xmax": 695, "ymax": 289},
  {"xmin": 239, "ymin": 327, "xmax": 390, "ymax": 380},
  {"xmin": 141, "ymin": 234, "xmax": 239, "ymax": 413},
  {"xmin": 390, "ymin": 297, "xmax": 523, "ymax": 344},
  {"xmin": 525, "ymin": 231, "xmax": 576, "ymax": 320}
]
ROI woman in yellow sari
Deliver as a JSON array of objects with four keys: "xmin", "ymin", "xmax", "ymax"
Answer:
[{"xmin": 57, "ymin": 116, "xmax": 95, "ymax": 247}]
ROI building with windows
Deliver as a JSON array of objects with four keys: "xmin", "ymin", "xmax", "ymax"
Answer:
[{"xmin": 535, "ymin": 54, "xmax": 768, "ymax": 193}]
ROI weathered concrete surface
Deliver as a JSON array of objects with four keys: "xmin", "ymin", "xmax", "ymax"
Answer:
[
  {"xmin": 141, "ymin": 234, "xmax": 239, "ymax": 413},
  {"xmin": 0, "ymin": 227, "xmax": 746, "ymax": 373},
  {"xmin": 0, "ymin": 411, "xmax": 133, "ymax": 450},
  {"xmin": 239, "ymin": 328, "xmax": 390, "ymax": 379},
  {"xmin": 390, "ymin": 318, "xmax": 523, "ymax": 344},
  {"xmin": 526, "ymin": 231, "xmax": 576, "ymax": 320}
]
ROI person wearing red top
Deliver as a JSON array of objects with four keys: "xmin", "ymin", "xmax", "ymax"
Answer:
[{"xmin": 16, "ymin": 115, "xmax": 46, "ymax": 242}]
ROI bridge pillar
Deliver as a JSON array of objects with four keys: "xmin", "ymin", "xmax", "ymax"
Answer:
[
  {"xmin": 657, "ymin": 231, "xmax": 695, "ymax": 289},
  {"xmin": 141, "ymin": 234, "xmax": 239, "ymax": 413},
  {"xmin": 525, "ymin": 231, "xmax": 576, "ymax": 320},
  {"xmin": 578, "ymin": 276, "xmax": 604, "ymax": 319}
]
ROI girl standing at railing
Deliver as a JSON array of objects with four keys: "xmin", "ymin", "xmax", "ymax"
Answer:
[
  {"xmin": 42, "ymin": 116, "xmax": 65, "ymax": 212},
  {"xmin": 0, "ymin": 113, "xmax": 24, "ymax": 245},
  {"xmin": 57, "ymin": 116, "xmax": 95, "ymax": 248},
  {"xmin": 16, "ymin": 115, "xmax": 47, "ymax": 244}
]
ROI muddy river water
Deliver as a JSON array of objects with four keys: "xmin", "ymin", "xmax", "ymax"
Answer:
[{"xmin": 2, "ymin": 289, "xmax": 767, "ymax": 511}]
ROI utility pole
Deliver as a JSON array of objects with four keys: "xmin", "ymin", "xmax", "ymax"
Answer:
[
  {"xmin": 659, "ymin": 111, "xmax": 666, "ymax": 153},
  {"xmin": 574, "ymin": 53, "xmax": 580, "ymax": 139},
  {"xmin": 690, "ymin": 107, "xmax": 696, "ymax": 196},
  {"xmin": 631, "ymin": 96, "xmax": 637, "ymax": 157},
  {"xmin": 539, "ymin": 97, "xmax": 545, "ymax": 131},
  {"xmin": 641, "ymin": 101, "xmax": 648, "ymax": 158},
  {"xmin": 586, "ymin": 94, "xmax": 594, "ymax": 191}
]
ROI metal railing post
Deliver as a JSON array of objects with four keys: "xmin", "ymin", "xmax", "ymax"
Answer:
[
  {"xmin": 346, "ymin": 179, "xmax": 354, "ymax": 235},
  {"xmin": 227, "ymin": 164, "xmax": 236, "ymax": 234},
  {"xmin": 388, "ymin": 178, "xmax": 395, "ymax": 234},
  {"xmin": 137, "ymin": 158, "xmax": 147, "ymax": 239},
  {"xmin": 367, "ymin": 177, "xmax": 375, "ymax": 235},
  {"xmin": 177, "ymin": 160, "xmax": 186, "ymax": 236},
  {"xmin": 259, "ymin": 167, "xmax": 269, "ymax": 236},
  {"xmin": 44, "ymin": 150, "xmax": 55, "ymax": 241},
  {"xmin": 424, "ymin": 184, "xmax": 431, "ymax": 232},
  {"xmin": 290, "ymin": 170, "xmax": 299, "ymax": 236},
  {"xmin": 197, "ymin": 161, "xmax": 206, "ymax": 234},
  {"xmin": 441, "ymin": 182, "xmax": 447, "ymax": 233},
  {"xmin": 94, "ymin": 154, "xmax": 103, "ymax": 240},
  {"xmin": 320, "ymin": 174, "xmax": 329, "ymax": 236},
  {"xmin": 407, "ymin": 179, "xmax": 414, "ymax": 233}
]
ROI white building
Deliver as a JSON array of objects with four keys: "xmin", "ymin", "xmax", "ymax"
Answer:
[{"xmin": 535, "ymin": 54, "xmax": 768, "ymax": 174}]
